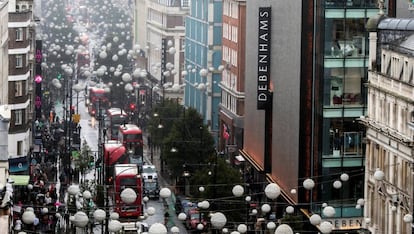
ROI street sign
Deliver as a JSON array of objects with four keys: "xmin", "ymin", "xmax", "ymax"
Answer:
[{"xmin": 72, "ymin": 114, "xmax": 80, "ymax": 123}]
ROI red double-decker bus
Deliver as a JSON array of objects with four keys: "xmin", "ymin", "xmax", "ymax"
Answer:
[
  {"xmin": 104, "ymin": 108, "xmax": 128, "ymax": 140},
  {"xmin": 118, "ymin": 124, "xmax": 144, "ymax": 167},
  {"xmin": 87, "ymin": 87, "xmax": 109, "ymax": 116},
  {"xmin": 113, "ymin": 164, "xmax": 143, "ymax": 218},
  {"xmin": 103, "ymin": 141, "xmax": 128, "ymax": 184}
]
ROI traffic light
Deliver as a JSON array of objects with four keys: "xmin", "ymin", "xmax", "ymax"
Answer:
[{"xmin": 129, "ymin": 103, "xmax": 136, "ymax": 111}]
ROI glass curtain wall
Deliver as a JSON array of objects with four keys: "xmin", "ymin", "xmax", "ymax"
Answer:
[{"xmin": 318, "ymin": 1, "xmax": 377, "ymax": 218}]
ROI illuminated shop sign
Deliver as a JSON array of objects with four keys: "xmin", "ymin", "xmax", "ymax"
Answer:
[
  {"xmin": 325, "ymin": 218, "xmax": 363, "ymax": 230},
  {"xmin": 257, "ymin": 7, "xmax": 271, "ymax": 110}
]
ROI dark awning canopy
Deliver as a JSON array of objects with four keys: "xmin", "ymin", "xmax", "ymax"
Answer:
[{"xmin": 8, "ymin": 156, "xmax": 29, "ymax": 173}]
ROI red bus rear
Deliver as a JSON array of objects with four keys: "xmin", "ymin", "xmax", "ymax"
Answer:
[
  {"xmin": 105, "ymin": 108, "xmax": 128, "ymax": 140},
  {"xmin": 103, "ymin": 141, "xmax": 128, "ymax": 184},
  {"xmin": 88, "ymin": 87, "xmax": 109, "ymax": 116},
  {"xmin": 113, "ymin": 164, "xmax": 143, "ymax": 218},
  {"xmin": 118, "ymin": 124, "xmax": 143, "ymax": 166}
]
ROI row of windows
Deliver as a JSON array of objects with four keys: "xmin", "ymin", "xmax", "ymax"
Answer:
[
  {"xmin": 222, "ymin": 45, "xmax": 237, "ymax": 67},
  {"xmin": 222, "ymin": 69, "xmax": 237, "ymax": 90},
  {"xmin": 223, "ymin": 0, "xmax": 238, "ymax": 18},
  {"xmin": 221, "ymin": 90, "xmax": 237, "ymax": 113},
  {"xmin": 148, "ymin": 9, "xmax": 164, "ymax": 26},
  {"xmin": 222, "ymin": 23, "xmax": 238, "ymax": 43},
  {"xmin": 382, "ymin": 52, "xmax": 414, "ymax": 85},
  {"xmin": 368, "ymin": 91, "xmax": 412, "ymax": 137}
]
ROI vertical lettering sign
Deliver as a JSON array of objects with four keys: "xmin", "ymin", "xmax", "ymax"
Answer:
[
  {"xmin": 257, "ymin": 7, "xmax": 271, "ymax": 110},
  {"xmin": 35, "ymin": 40, "xmax": 42, "ymax": 119}
]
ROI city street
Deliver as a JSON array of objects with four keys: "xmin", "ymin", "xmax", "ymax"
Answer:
[{"xmin": 55, "ymin": 81, "xmax": 188, "ymax": 233}]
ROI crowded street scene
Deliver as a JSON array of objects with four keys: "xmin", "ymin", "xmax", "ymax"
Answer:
[{"xmin": 2, "ymin": 0, "xmax": 414, "ymax": 234}]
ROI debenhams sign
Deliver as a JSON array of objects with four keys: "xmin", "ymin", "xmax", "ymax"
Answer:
[{"xmin": 257, "ymin": 7, "xmax": 271, "ymax": 110}]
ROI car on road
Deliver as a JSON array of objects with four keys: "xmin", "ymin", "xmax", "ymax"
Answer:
[{"xmin": 186, "ymin": 208, "xmax": 207, "ymax": 230}]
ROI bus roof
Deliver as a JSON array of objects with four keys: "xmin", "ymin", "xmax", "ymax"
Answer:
[
  {"xmin": 114, "ymin": 164, "xmax": 139, "ymax": 176},
  {"xmin": 104, "ymin": 143, "xmax": 126, "ymax": 165},
  {"xmin": 106, "ymin": 108, "xmax": 128, "ymax": 117},
  {"xmin": 119, "ymin": 124, "xmax": 142, "ymax": 133}
]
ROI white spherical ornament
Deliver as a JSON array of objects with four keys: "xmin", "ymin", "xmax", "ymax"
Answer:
[
  {"xmin": 290, "ymin": 189, "xmax": 297, "ymax": 194},
  {"xmin": 357, "ymin": 198, "xmax": 365, "ymax": 206},
  {"xmin": 147, "ymin": 206, "xmax": 156, "ymax": 216},
  {"xmin": 170, "ymin": 226, "xmax": 180, "ymax": 233},
  {"xmin": 374, "ymin": 168, "xmax": 385, "ymax": 181},
  {"xmin": 178, "ymin": 212, "xmax": 187, "ymax": 221},
  {"xmin": 303, "ymin": 178, "xmax": 315, "ymax": 190},
  {"xmin": 199, "ymin": 186, "xmax": 205, "ymax": 192},
  {"xmin": 340, "ymin": 173, "xmax": 349, "ymax": 181},
  {"xmin": 365, "ymin": 218, "xmax": 371, "ymax": 224},
  {"xmin": 245, "ymin": 196, "xmax": 251, "ymax": 202},
  {"xmin": 322, "ymin": 202, "xmax": 328, "ymax": 208},
  {"xmin": 237, "ymin": 224, "xmax": 247, "ymax": 233},
  {"xmin": 232, "ymin": 185, "xmax": 244, "ymax": 197},
  {"xmin": 274, "ymin": 224, "xmax": 293, "ymax": 234},
  {"xmin": 120, "ymin": 188, "xmax": 137, "ymax": 204},
  {"xmin": 266, "ymin": 221, "xmax": 276, "ymax": 230},
  {"xmin": 264, "ymin": 183, "xmax": 281, "ymax": 199},
  {"xmin": 210, "ymin": 212, "xmax": 227, "ymax": 229},
  {"xmin": 403, "ymin": 214, "xmax": 413, "ymax": 223},
  {"xmin": 285, "ymin": 206, "xmax": 294, "ymax": 214},
  {"xmin": 323, "ymin": 206, "xmax": 336, "ymax": 218},
  {"xmin": 309, "ymin": 214, "xmax": 322, "ymax": 225},
  {"xmin": 159, "ymin": 188, "xmax": 171, "ymax": 198},
  {"xmin": 333, "ymin": 180, "xmax": 342, "ymax": 189},
  {"xmin": 148, "ymin": 222, "xmax": 167, "ymax": 234},
  {"xmin": 197, "ymin": 223, "xmax": 204, "ymax": 230},
  {"xmin": 251, "ymin": 209, "xmax": 258, "ymax": 215},
  {"xmin": 261, "ymin": 204, "xmax": 271, "ymax": 213},
  {"xmin": 319, "ymin": 221, "xmax": 333, "ymax": 234}
]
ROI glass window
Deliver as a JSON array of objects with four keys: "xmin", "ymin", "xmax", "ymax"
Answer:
[
  {"xmin": 16, "ymin": 28, "xmax": 23, "ymax": 41},
  {"xmin": 16, "ymin": 55, "xmax": 23, "ymax": 68},
  {"xmin": 15, "ymin": 81, "xmax": 23, "ymax": 97},
  {"xmin": 15, "ymin": 109, "xmax": 23, "ymax": 125},
  {"xmin": 324, "ymin": 18, "xmax": 366, "ymax": 58},
  {"xmin": 324, "ymin": 67, "xmax": 364, "ymax": 107}
]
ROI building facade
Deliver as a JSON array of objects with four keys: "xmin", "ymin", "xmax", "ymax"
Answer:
[
  {"xmin": 218, "ymin": 0, "xmax": 245, "ymax": 160},
  {"xmin": 0, "ymin": 0, "xmax": 9, "ymax": 186},
  {"xmin": 184, "ymin": 0, "xmax": 222, "ymax": 137},
  {"xmin": 241, "ymin": 1, "xmax": 396, "ymax": 233},
  {"xmin": 7, "ymin": 0, "xmax": 34, "ymax": 171},
  {"xmin": 144, "ymin": 0, "xmax": 189, "ymax": 102},
  {"xmin": 361, "ymin": 16, "xmax": 414, "ymax": 234}
]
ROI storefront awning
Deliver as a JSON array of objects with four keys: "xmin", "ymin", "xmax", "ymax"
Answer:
[
  {"xmin": 9, "ymin": 175, "xmax": 30, "ymax": 186},
  {"xmin": 8, "ymin": 156, "xmax": 29, "ymax": 173}
]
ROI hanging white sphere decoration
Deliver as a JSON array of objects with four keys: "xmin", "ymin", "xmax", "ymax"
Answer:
[
  {"xmin": 319, "ymin": 221, "xmax": 333, "ymax": 234},
  {"xmin": 147, "ymin": 206, "xmax": 156, "ymax": 216},
  {"xmin": 274, "ymin": 224, "xmax": 293, "ymax": 234},
  {"xmin": 266, "ymin": 221, "xmax": 276, "ymax": 230},
  {"xmin": 261, "ymin": 204, "xmax": 271, "ymax": 213},
  {"xmin": 357, "ymin": 198, "xmax": 365, "ymax": 206},
  {"xmin": 340, "ymin": 173, "xmax": 349, "ymax": 182},
  {"xmin": 264, "ymin": 183, "xmax": 281, "ymax": 199},
  {"xmin": 374, "ymin": 168, "xmax": 385, "ymax": 181},
  {"xmin": 333, "ymin": 180, "xmax": 342, "ymax": 189},
  {"xmin": 210, "ymin": 212, "xmax": 227, "ymax": 229},
  {"xmin": 290, "ymin": 189, "xmax": 297, "ymax": 194},
  {"xmin": 309, "ymin": 214, "xmax": 322, "ymax": 225},
  {"xmin": 323, "ymin": 206, "xmax": 336, "ymax": 218},
  {"xmin": 403, "ymin": 214, "xmax": 413, "ymax": 223},
  {"xmin": 285, "ymin": 206, "xmax": 294, "ymax": 214},
  {"xmin": 232, "ymin": 185, "xmax": 244, "ymax": 197},
  {"xmin": 237, "ymin": 224, "xmax": 247, "ymax": 233},
  {"xmin": 303, "ymin": 178, "xmax": 315, "ymax": 190}
]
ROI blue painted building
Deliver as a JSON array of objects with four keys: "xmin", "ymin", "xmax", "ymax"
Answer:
[{"xmin": 184, "ymin": 0, "xmax": 222, "ymax": 138}]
